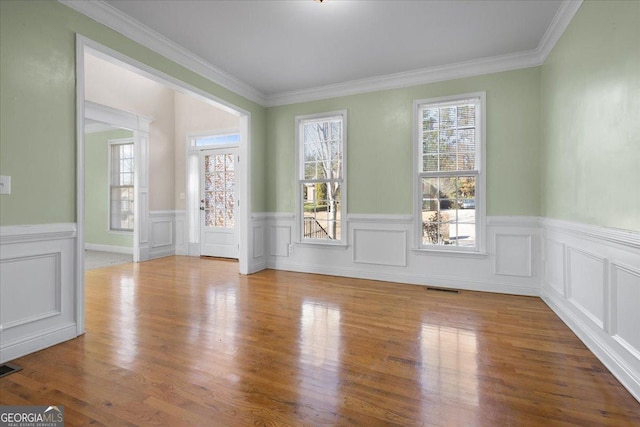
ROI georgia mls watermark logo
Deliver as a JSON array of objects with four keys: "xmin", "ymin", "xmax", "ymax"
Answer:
[{"xmin": 0, "ymin": 406, "xmax": 64, "ymax": 427}]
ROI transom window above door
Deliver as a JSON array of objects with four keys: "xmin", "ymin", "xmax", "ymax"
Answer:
[{"xmin": 192, "ymin": 132, "xmax": 240, "ymax": 148}]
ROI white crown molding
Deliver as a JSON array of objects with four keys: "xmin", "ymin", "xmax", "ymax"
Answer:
[
  {"xmin": 266, "ymin": 49, "xmax": 543, "ymax": 107},
  {"xmin": 537, "ymin": 0, "xmax": 583, "ymax": 63},
  {"xmin": 265, "ymin": 0, "xmax": 583, "ymax": 107},
  {"xmin": 59, "ymin": 0, "xmax": 267, "ymax": 106},
  {"xmin": 59, "ymin": 0, "xmax": 582, "ymax": 108}
]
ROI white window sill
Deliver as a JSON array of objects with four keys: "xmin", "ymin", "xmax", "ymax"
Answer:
[
  {"xmin": 295, "ymin": 241, "xmax": 349, "ymax": 250},
  {"xmin": 412, "ymin": 248, "xmax": 488, "ymax": 258}
]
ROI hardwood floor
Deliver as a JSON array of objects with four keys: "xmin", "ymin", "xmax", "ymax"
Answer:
[{"xmin": 1, "ymin": 256, "xmax": 638, "ymax": 426}]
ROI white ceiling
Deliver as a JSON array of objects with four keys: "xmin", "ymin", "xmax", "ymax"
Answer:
[{"xmin": 76, "ymin": 0, "xmax": 576, "ymax": 105}]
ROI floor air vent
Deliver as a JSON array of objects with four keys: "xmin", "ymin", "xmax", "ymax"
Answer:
[
  {"xmin": 426, "ymin": 287, "xmax": 460, "ymax": 294},
  {"xmin": 0, "ymin": 363, "xmax": 22, "ymax": 378}
]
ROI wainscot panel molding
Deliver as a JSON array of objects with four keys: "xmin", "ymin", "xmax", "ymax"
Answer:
[
  {"xmin": 148, "ymin": 210, "xmax": 180, "ymax": 259},
  {"xmin": 251, "ymin": 214, "xmax": 541, "ymax": 295},
  {"xmin": 248, "ymin": 214, "xmax": 267, "ymax": 274},
  {"xmin": 0, "ymin": 223, "xmax": 78, "ymax": 363},
  {"xmin": 541, "ymin": 218, "xmax": 640, "ymax": 402},
  {"xmin": 175, "ymin": 210, "xmax": 188, "ymax": 256}
]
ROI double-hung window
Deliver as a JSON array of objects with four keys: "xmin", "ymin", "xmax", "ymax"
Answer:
[
  {"xmin": 296, "ymin": 111, "xmax": 347, "ymax": 244},
  {"xmin": 109, "ymin": 140, "xmax": 134, "ymax": 232},
  {"xmin": 414, "ymin": 92, "xmax": 485, "ymax": 252}
]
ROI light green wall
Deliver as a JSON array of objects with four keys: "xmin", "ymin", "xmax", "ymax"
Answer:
[
  {"xmin": 3, "ymin": 0, "xmax": 636, "ymax": 231},
  {"xmin": 541, "ymin": 0, "xmax": 640, "ymax": 231},
  {"xmin": 84, "ymin": 129, "xmax": 134, "ymax": 247},
  {"xmin": 266, "ymin": 68, "xmax": 541, "ymax": 215},
  {"xmin": 0, "ymin": 0, "xmax": 266, "ymax": 226}
]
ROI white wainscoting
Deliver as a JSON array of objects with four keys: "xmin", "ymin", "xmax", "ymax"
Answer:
[
  {"xmin": 541, "ymin": 218, "xmax": 640, "ymax": 402},
  {"xmin": 248, "ymin": 213, "xmax": 268, "ymax": 273},
  {"xmin": 250, "ymin": 214, "xmax": 541, "ymax": 295},
  {"xmin": 148, "ymin": 210, "xmax": 182, "ymax": 260},
  {"xmin": 175, "ymin": 210, "xmax": 187, "ymax": 256},
  {"xmin": 0, "ymin": 223, "xmax": 79, "ymax": 364}
]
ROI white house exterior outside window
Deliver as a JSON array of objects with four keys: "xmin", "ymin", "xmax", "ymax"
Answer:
[
  {"xmin": 414, "ymin": 92, "xmax": 486, "ymax": 252},
  {"xmin": 296, "ymin": 111, "xmax": 347, "ymax": 245}
]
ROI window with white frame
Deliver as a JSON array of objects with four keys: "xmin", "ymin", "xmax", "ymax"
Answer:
[
  {"xmin": 109, "ymin": 140, "xmax": 134, "ymax": 232},
  {"xmin": 192, "ymin": 132, "xmax": 240, "ymax": 147},
  {"xmin": 415, "ymin": 93, "xmax": 485, "ymax": 251},
  {"xmin": 296, "ymin": 111, "xmax": 347, "ymax": 244}
]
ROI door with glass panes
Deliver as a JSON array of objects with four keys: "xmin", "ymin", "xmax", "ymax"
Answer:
[{"xmin": 200, "ymin": 148, "xmax": 238, "ymax": 258}]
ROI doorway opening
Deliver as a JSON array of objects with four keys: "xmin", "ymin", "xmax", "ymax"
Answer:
[
  {"xmin": 186, "ymin": 131, "xmax": 241, "ymax": 259},
  {"xmin": 76, "ymin": 35, "xmax": 252, "ymax": 334}
]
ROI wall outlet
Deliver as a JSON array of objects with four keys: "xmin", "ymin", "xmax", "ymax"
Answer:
[
  {"xmin": 288, "ymin": 244, "xmax": 294, "ymax": 254},
  {"xmin": 0, "ymin": 175, "xmax": 11, "ymax": 195},
  {"xmin": 179, "ymin": 192, "xmax": 185, "ymax": 200}
]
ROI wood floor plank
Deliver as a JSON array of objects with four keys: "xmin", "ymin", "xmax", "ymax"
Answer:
[{"xmin": 1, "ymin": 256, "xmax": 638, "ymax": 426}]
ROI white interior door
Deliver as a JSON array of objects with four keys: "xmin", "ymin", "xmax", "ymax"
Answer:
[{"xmin": 200, "ymin": 148, "xmax": 239, "ymax": 258}]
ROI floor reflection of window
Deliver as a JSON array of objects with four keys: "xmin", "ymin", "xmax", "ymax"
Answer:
[
  {"xmin": 300, "ymin": 301, "xmax": 341, "ymax": 366},
  {"xmin": 207, "ymin": 287, "xmax": 237, "ymax": 350},
  {"xmin": 298, "ymin": 300, "xmax": 342, "ymax": 413},
  {"xmin": 420, "ymin": 324, "xmax": 479, "ymax": 406},
  {"xmin": 117, "ymin": 276, "xmax": 137, "ymax": 365}
]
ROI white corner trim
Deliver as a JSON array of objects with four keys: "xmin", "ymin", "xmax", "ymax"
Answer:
[
  {"xmin": 58, "ymin": 0, "xmax": 266, "ymax": 106},
  {"xmin": 541, "ymin": 218, "xmax": 640, "ymax": 250},
  {"xmin": 537, "ymin": 0, "xmax": 583, "ymax": 62},
  {"xmin": 59, "ymin": 0, "xmax": 582, "ymax": 108},
  {"xmin": 0, "ymin": 223, "xmax": 77, "ymax": 244}
]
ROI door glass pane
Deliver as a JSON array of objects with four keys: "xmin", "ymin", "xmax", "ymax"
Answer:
[{"xmin": 203, "ymin": 153, "xmax": 235, "ymax": 228}]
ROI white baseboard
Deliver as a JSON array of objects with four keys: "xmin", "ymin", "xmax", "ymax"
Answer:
[
  {"xmin": 0, "ymin": 323, "xmax": 77, "ymax": 364},
  {"xmin": 541, "ymin": 218, "xmax": 640, "ymax": 402},
  {"xmin": 85, "ymin": 242, "xmax": 133, "ymax": 255},
  {"xmin": 267, "ymin": 259, "xmax": 540, "ymax": 296},
  {"xmin": 254, "ymin": 213, "xmax": 541, "ymax": 296},
  {"xmin": 543, "ymin": 291, "xmax": 640, "ymax": 402},
  {"xmin": 1, "ymin": 223, "xmax": 79, "ymax": 364},
  {"xmin": 249, "ymin": 213, "xmax": 640, "ymax": 402}
]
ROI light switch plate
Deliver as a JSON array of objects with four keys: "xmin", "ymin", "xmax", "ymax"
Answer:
[{"xmin": 0, "ymin": 175, "xmax": 11, "ymax": 195}]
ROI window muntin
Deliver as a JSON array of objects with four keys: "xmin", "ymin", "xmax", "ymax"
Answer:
[
  {"xmin": 416, "ymin": 94, "xmax": 484, "ymax": 251},
  {"xmin": 297, "ymin": 112, "xmax": 346, "ymax": 244},
  {"xmin": 109, "ymin": 141, "xmax": 134, "ymax": 232}
]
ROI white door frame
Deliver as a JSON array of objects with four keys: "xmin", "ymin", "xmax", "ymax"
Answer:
[
  {"xmin": 199, "ymin": 147, "xmax": 240, "ymax": 258},
  {"xmin": 75, "ymin": 35, "xmax": 252, "ymax": 335},
  {"xmin": 185, "ymin": 131, "xmax": 241, "ymax": 257},
  {"xmin": 84, "ymin": 101, "xmax": 152, "ymax": 263}
]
